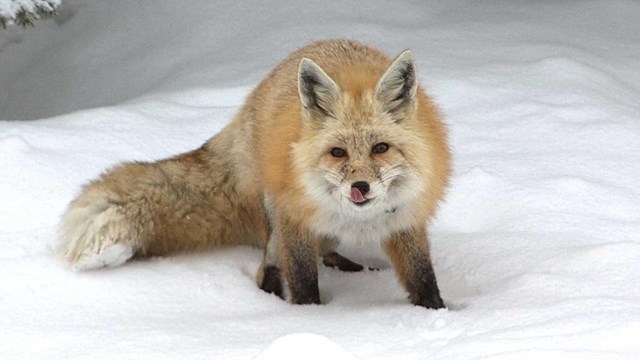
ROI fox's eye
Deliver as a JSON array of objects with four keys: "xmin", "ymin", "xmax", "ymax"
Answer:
[
  {"xmin": 331, "ymin": 147, "xmax": 347, "ymax": 158},
  {"xmin": 372, "ymin": 142, "xmax": 389, "ymax": 154}
]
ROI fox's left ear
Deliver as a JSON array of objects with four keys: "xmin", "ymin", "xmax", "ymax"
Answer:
[{"xmin": 375, "ymin": 49, "xmax": 418, "ymax": 123}]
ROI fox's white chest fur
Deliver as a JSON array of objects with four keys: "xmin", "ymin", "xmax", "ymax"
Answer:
[{"xmin": 311, "ymin": 204, "xmax": 415, "ymax": 246}]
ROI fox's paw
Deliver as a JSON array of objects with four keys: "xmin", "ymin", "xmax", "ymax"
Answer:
[
  {"xmin": 257, "ymin": 265, "xmax": 284, "ymax": 299},
  {"xmin": 69, "ymin": 243, "xmax": 134, "ymax": 271}
]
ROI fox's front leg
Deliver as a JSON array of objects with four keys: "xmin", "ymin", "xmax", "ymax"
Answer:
[
  {"xmin": 278, "ymin": 217, "xmax": 320, "ymax": 305},
  {"xmin": 384, "ymin": 228, "xmax": 445, "ymax": 309}
]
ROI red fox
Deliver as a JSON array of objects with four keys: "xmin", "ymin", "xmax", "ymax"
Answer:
[{"xmin": 59, "ymin": 39, "xmax": 451, "ymax": 308}]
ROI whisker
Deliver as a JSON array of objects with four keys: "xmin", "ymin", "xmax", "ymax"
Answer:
[{"xmin": 379, "ymin": 165, "xmax": 405, "ymax": 183}]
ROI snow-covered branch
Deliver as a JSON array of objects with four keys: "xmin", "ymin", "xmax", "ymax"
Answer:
[{"xmin": 0, "ymin": 0, "xmax": 60, "ymax": 28}]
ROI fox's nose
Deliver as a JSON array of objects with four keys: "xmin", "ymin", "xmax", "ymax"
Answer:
[{"xmin": 351, "ymin": 181, "xmax": 370, "ymax": 195}]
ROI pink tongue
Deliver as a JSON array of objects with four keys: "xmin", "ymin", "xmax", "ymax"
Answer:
[{"xmin": 350, "ymin": 187, "xmax": 367, "ymax": 203}]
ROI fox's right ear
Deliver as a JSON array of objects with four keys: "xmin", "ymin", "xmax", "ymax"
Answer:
[{"xmin": 298, "ymin": 58, "xmax": 341, "ymax": 122}]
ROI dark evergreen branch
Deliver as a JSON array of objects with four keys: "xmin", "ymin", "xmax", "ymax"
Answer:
[{"xmin": 1, "ymin": 1, "xmax": 59, "ymax": 29}]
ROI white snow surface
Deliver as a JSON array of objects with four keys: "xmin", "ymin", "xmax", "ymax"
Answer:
[{"xmin": 1, "ymin": 0, "xmax": 640, "ymax": 359}]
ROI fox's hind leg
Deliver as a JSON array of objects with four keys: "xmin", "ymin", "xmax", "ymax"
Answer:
[
  {"xmin": 256, "ymin": 194, "xmax": 285, "ymax": 298},
  {"xmin": 319, "ymin": 236, "xmax": 373, "ymax": 272},
  {"xmin": 321, "ymin": 252, "xmax": 365, "ymax": 272},
  {"xmin": 256, "ymin": 231, "xmax": 284, "ymax": 298}
]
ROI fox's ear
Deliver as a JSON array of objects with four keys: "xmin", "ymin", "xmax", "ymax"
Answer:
[
  {"xmin": 298, "ymin": 58, "xmax": 341, "ymax": 121},
  {"xmin": 375, "ymin": 49, "xmax": 418, "ymax": 122}
]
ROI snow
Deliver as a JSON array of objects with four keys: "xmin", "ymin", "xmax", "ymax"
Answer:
[
  {"xmin": 1, "ymin": 0, "xmax": 640, "ymax": 359},
  {"xmin": 256, "ymin": 333, "xmax": 358, "ymax": 360},
  {"xmin": 0, "ymin": 0, "xmax": 59, "ymax": 24}
]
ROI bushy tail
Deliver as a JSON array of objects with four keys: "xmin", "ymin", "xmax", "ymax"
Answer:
[
  {"xmin": 58, "ymin": 145, "xmax": 266, "ymax": 271},
  {"xmin": 59, "ymin": 190, "xmax": 137, "ymax": 271}
]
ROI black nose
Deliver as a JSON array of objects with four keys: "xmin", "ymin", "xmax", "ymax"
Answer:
[{"xmin": 351, "ymin": 181, "xmax": 370, "ymax": 195}]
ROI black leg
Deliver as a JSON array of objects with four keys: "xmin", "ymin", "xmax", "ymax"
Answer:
[
  {"xmin": 259, "ymin": 265, "xmax": 284, "ymax": 299},
  {"xmin": 407, "ymin": 258, "xmax": 445, "ymax": 309},
  {"xmin": 322, "ymin": 251, "xmax": 365, "ymax": 272},
  {"xmin": 280, "ymin": 225, "xmax": 321, "ymax": 305},
  {"xmin": 285, "ymin": 247, "xmax": 320, "ymax": 305},
  {"xmin": 385, "ymin": 229, "xmax": 445, "ymax": 309}
]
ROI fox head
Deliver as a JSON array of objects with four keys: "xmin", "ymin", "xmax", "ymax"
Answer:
[{"xmin": 292, "ymin": 50, "xmax": 433, "ymax": 220}]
